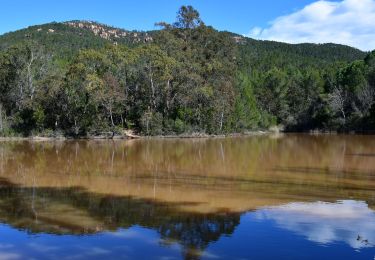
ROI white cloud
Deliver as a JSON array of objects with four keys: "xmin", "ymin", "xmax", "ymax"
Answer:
[{"xmin": 247, "ymin": 0, "xmax": 375, "ymax": 51}]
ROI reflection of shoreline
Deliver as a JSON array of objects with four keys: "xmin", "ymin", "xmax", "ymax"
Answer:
[
  {"xmin": 0, "ymin": 183, "xmax": 240, "ymax": 259},
  {"xmin": 0, "ymin": 137, "xmax": 375, "ymax": 214},
  {"xmin": 255, "ymin": 200, "xmax": 375, "ymax": 249},
  {"xmin": 0, "ymin": 135, "xmax": 375, "ymax": 253}
]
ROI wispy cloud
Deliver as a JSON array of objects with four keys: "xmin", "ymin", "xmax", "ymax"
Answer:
[
  {"xmin": 0, "ymin": 253, "xmax": 21, "ymax": 260},
  {"xmin": 246, "ymin": 0, "xmax": 375, "ymax": 51},
  {"xmin": 28, "ymin": 242, "xmax": 60, "ymax": 253}
]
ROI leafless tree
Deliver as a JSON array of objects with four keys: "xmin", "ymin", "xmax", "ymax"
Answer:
[
  {"xmin": 12, "ymin": 44, "xmax": 51, "ymax": 108},
  {"xmin": 328, "ymin": 85, "xmax": 347, "ymax": 124}
]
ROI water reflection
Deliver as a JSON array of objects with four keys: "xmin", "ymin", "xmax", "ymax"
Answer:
[
  {"xmin": 0, "ymin": 184, "xmax": 374, "ymax": 259},
  {"xmin": 0, "ymin": 182, "xmax": 240, "ymax": 259},
  {"xmin": 256, "ymin": 200, "xmax": 375, "ymax": 249},
  {"xmin": 0, "ymin": 135, "xmax": 374, "ymax": 214},
  {"xmin": 0, "ymin": 135, "xmax": 374, "ymax": 259},
  {"xmin": 0, "ymin": 177, "xmax": 375, "ymax": 259}
]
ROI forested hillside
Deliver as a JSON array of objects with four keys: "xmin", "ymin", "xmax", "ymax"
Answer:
[{"xmin": 0, "ymin": 6, "xmax": 374, "ymax": 137}]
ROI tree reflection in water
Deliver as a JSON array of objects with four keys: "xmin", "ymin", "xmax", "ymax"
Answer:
[
  {"xmin": 0, "ymin": 180, "xmax": 240, "ymax": 259},
  {"xmin": 0, "ymin": 136, "xmax": 374, "ymax": 259}
]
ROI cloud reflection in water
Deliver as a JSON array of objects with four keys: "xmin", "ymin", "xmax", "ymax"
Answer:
[{"xmin": 255, "ymin": 200, "xmax": 375, "ymax": 249}]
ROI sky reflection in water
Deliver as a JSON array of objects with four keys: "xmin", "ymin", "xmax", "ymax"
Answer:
[
  {"xmin": 0, "ymin": 200, "xmax": 373, "ymax": 259},
  {"xmin": 256, "ymin": 200, "xmax": 375, "ymax": 249},
  {"xmin": 0, "ymin": 136, "xmax": 374, "ymax": 259}
]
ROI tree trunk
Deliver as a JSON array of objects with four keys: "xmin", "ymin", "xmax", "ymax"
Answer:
[
  {"xmin": 220, "ymin": 100, "xmax": 225, "ymax": 131},
  {"xmin": 0, "ymin": 104, "xmax": 3, "ymax": 132},
  {"xmin": 120, "ymin": 114, "xmax": 124, "ymax": 128},
  {"xmin": 146, "ymin": 115, "xmax": 150, "ymax": 135},
  {"xmin": 27, "ymin": 51, "xmax": 35, "ymax": 100},
  {"xmin": 149, "ymin": 64, "xmax": 156, "ymax": 110},
  {"xmin": 220, "ymin": 111, "xmax": 224, "ymax": 131},
  {"xmin": 166, "ymin": 79, "xmax": 171, "ymax": 115},
  {"xmin": 74, "ymin": 119, "xmax": 78, "ymax": 135},
  {"xmin": 109, "ymin": 107, "xmax": 115, "ymax": 127},
  {"xmin": 341, "ymin": 108, "xmax": 346, "ymax": 125}
]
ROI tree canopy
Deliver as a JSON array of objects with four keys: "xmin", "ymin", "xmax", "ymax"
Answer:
[{"xmin": 0, "ymin": 6, "xmax": 373, "ymax": 137}]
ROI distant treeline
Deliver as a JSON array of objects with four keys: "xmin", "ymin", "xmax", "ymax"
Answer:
[{"xmin": 0, "ymin": 6, "xmax": 374, "ymax": 137}]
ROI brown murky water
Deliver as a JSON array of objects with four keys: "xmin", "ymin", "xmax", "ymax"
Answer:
[{"xmin": 0, "ymin": 134, "xmax": 374, "ymax": 259}]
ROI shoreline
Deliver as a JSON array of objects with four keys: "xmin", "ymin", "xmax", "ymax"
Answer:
[
  {"xmin": 1, "ymin": 130, "xmax": 375, "ymax": 142},
  {"xmin": 0, "ymin": 131, "xmax": 270, "ymax": 141}
]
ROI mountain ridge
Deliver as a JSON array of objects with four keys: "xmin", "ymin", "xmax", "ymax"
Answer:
[{"xmin": 0, "ymin": 20, "xmax": 367, "ymax": 63}]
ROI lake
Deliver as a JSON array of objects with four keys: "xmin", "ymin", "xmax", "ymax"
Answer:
[{"xmin": 0, "ymin": 134, "xmax": 374, "ymax": 259}]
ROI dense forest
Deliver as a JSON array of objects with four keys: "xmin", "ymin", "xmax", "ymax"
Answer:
[{"xmin": 0, "ymin": 6, "xmax": 374, "ymax": 137}]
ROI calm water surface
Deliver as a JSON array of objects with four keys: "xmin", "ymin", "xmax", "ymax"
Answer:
[{"xmin": 0, "ymin": 134, "xmax": 374, "ymax": 259}]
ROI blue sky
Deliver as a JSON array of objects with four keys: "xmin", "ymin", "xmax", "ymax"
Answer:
[
  {"xmin": 0, "ymin": 0, "xmax": 318, "ymax": 34},
  {"xmin": 1, "ymin": 0, "xmax": 375, "ymax": 50}
]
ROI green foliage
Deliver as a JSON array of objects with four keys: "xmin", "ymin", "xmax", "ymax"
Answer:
[
  {"xmin": 233, "ymin": 72, "xmax": 262, "ymax": 130},
  {"xmin": 33, "ymin": 106, "xmax": 45, "ymax": 131},
  {"xmin": 140, "ymin": 111, "xmax": 163, "ymax": 135},
  {"xmin": 173, "ymin": 118, "xmax": 185, "ymax": 134},
  {"xmin": 0, "ymin": 6, "xmax": 374, "ymax": 136}
]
